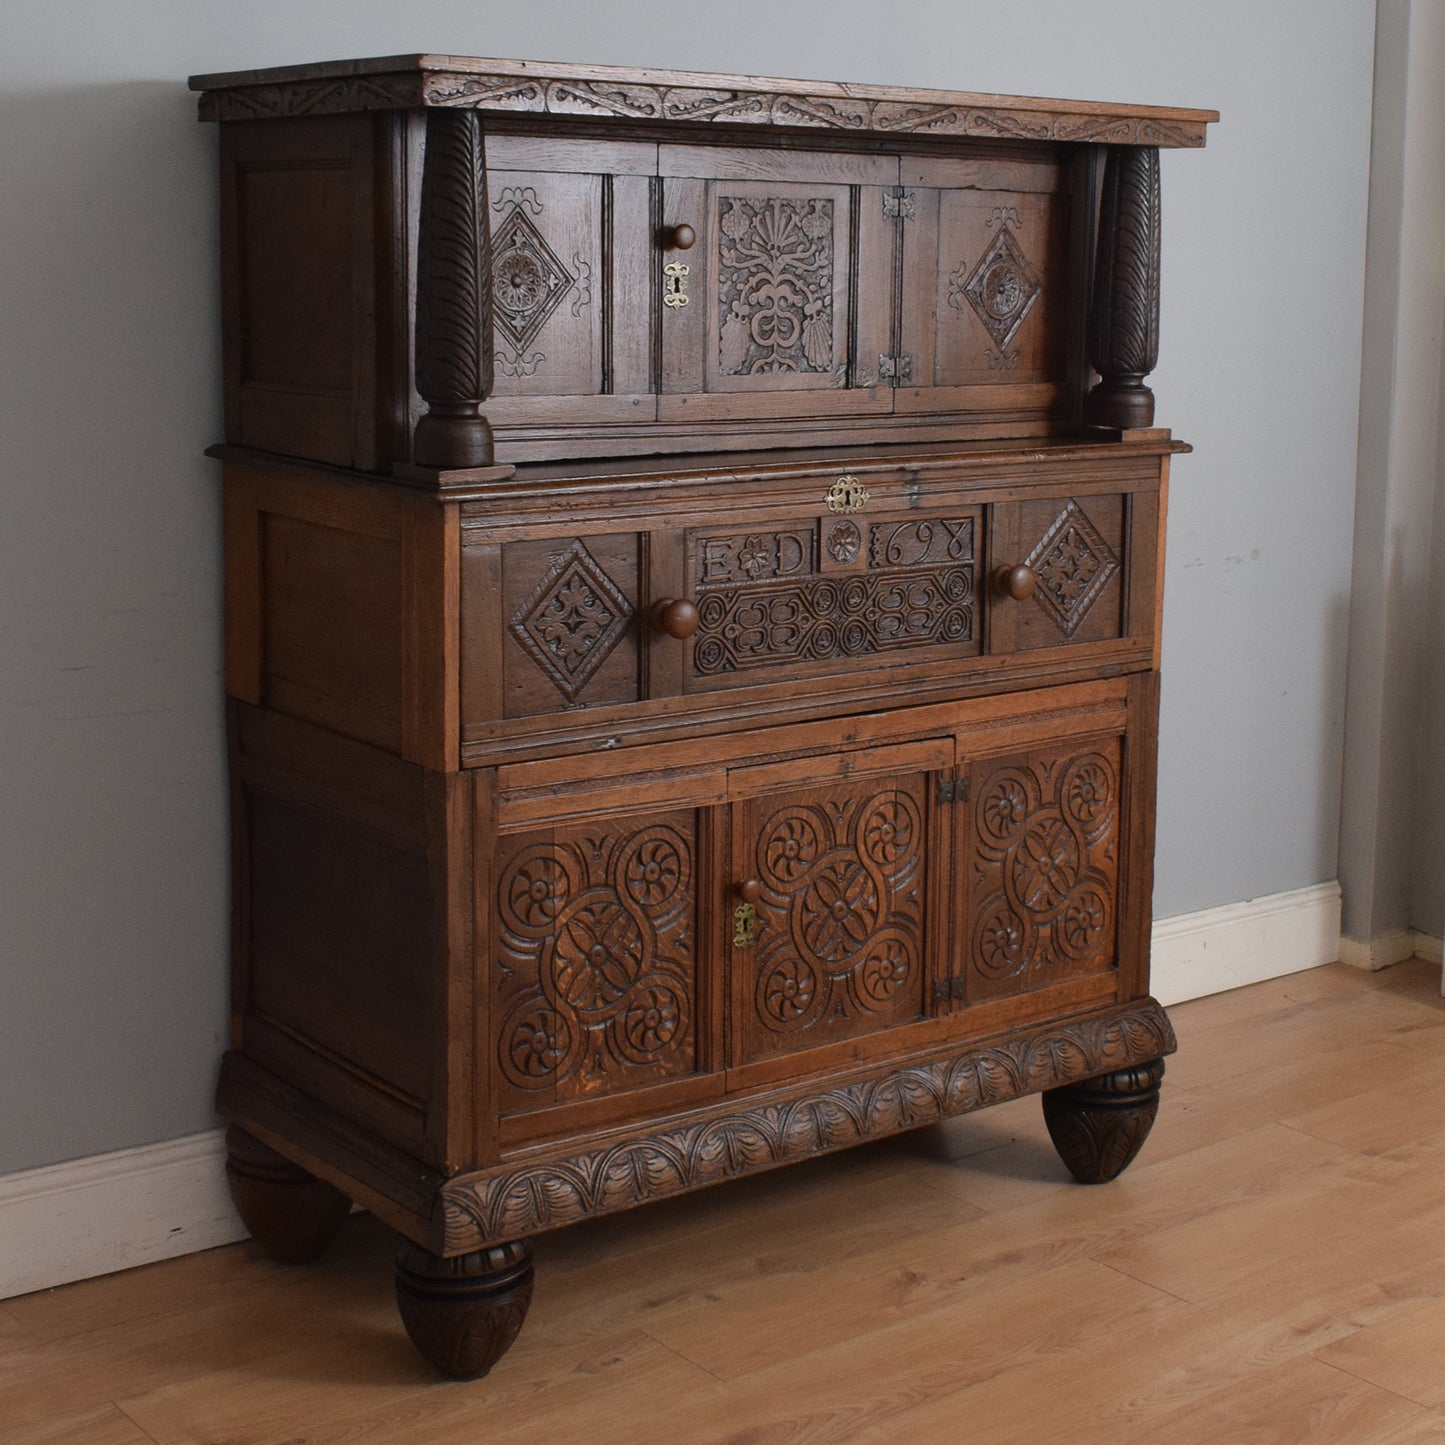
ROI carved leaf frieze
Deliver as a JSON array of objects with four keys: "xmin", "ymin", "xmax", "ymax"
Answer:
[{"xmin": 439, "ymin": 1001, "xmax": 1177, "ymax": 1249}]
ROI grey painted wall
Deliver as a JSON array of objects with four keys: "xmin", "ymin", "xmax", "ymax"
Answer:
[
  {"xmin": 1341, "ymin": 0, "xmax": 1445, "ymax": 949},
  {"xmin": 0, "ymin": 0, "xmax": 1376, "ymax": 1175}
]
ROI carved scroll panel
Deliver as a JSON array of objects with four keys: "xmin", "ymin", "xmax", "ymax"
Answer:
[
  {"xmin": 966, "ymin": 736, "xmax": 1123, "ymax": 1003},
  {"xmin": 735, "ymin": 771, "xmax": 931, "ymax": 1063},
  {"xmin": 494, "ymin": 811, "xmax": 699, "ymax": 1115},
  {"xmin": 687, "ymin": 511, "xmax": 980, "ymax": 686}
]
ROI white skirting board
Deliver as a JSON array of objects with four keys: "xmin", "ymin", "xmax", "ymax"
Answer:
[
  {"xmin": 0, "ymin": 1130, "xmax": 244, "ymax": 1301},
  {"xmin": 0, "ymin": 880, "xmax": 1350, "ymax": 1301},
  {"xmin": 1149, "ymin": 880, "xmax": 1344, "ymax": 1007}
]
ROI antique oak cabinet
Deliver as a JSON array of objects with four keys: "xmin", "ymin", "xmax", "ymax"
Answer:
[{"xmin": 189, "ymin": 54, "xmax": 1215, "ymax": 1378}]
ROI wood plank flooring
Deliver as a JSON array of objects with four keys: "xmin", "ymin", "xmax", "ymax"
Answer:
[{"xmin": 5, "ymin": 959, "xmax": 1445, "ymax": 1444}]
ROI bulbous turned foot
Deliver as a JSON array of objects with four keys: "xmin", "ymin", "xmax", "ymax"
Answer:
[
  {"xmin": 395, "ymin": 1239, "xmax": 534, "ymax": 1380},
  {"xmin": 1042, "ymin": 1058, "xmax": 1165, "ymax": 1184},
  {"xmin": 224, "ymin": 1125, "xmax": 350, "ymax": 1264}
]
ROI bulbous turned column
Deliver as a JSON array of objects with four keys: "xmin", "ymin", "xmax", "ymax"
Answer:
[
  {"xmin": 1085, "ymin": 145, "xmax": 1161, "ymax": 430},
  {"xmin": 395, "ymin": 1239, "xmax": 534, "ymax": 1379},
  {"xmin": 1042, "ymin": 1057, "xmax": 1166, "ymax": 1184},
  {"xmin": 413, "ymin": 107, "xmax": 496, "ymax": 469}
]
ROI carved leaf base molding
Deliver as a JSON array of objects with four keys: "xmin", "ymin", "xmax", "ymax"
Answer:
[{"xmin": 439, "ymin": 997, "xmax": 1174, "ymax": 1251}]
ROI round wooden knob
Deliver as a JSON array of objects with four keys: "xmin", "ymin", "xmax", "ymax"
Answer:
[
  {"xmin": 654, "ymin": 597, "xmax": 700, "ymax": 639},
  {"xmin": 735, "ymin": 878, "xmax": 762, "ymax": 905},
  {"xmin": 997, "ymin": 564, "xmax": 1038, "ymax": 601},
  {"xmin": 661, "ymin": 223, "xmax": 696, "ymax": 251}
]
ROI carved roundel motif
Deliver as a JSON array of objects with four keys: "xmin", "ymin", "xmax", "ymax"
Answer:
[
  {"xmin": 969, "ymin": 745, "xmax": 1120, "ymax": 996},
  {"xmin": 495, "ymin": 822, "xmax": 695, "ymax": 1099},
  {"xmin": 953, "ymin": 224, "xmax": 1042, "ymax": 354},
  {"xmin": 490, "ymin": 205, "xmax": 575, "ymax": 350}
]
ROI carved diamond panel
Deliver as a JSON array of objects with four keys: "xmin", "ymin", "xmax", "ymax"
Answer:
[
  {"xmin": 954, "ymin": 223, "xmax": 1042, "ymax": 353},
  {"xmin": 508, "ymin": 540, "xmax": 633, "ymax": 701},
  {"xmin": 717, "ymin": 196, "xmax": 836, "ymax": 375},
  {"xmin": 1025, "ymin": 500, "xmax": 1121, "ymax": 638},
  {"xmin": 491, "ymin": 203, "xmax": 575, "ymax": 350},
  {"xmin": 739, "ymin": 775, "xmax": 928, "ymax": 1062},
  {"xmin": 495, "ymin": 815, "xmax": 697, "ymax": 1112},
  {"xmin": 968, "ymin": 740, "xmax": 1121, "ymax": 1002}
]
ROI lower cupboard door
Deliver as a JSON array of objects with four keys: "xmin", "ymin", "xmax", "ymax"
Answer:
[
  {"xmin": 730, "ymin": 765, "xmax": 937, "ymax": 1066},
  {"xmin": 963, "ymin": 732, "xmax": 1123, "ymax": 1003},
  {"xmin": 492, "ymin": 808, "xmax": 700, "ymax": 1117}
]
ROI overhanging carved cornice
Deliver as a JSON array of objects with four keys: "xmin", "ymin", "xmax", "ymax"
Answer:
[{"xmin": 190, "ymin": 56, "xmax": 1216, "ymax": 146}]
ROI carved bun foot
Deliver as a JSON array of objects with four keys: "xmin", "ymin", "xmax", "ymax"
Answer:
[
  {"xmin": 395, "ymin": 1240, "xmax": 534, "ymax": 1380},
  {"xmin": 224, "ymin": 1125, "xmax": 350, "ymax": 1264},
  {"xmin": 1042, "ymin": 1057, "xmax": 1165, "ymax": 1184}
]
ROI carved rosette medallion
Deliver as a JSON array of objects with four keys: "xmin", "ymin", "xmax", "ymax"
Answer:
[
  {"xmin": 747, "ymin": 782, "xmax": 925, "ymax": 1053},
  {"xmin": 717, "ymin": 196, "xmax": 835, "ymax": 374},
  {"xmin": 826, "ymin": 521, "xmax": 862, "ymax": 564},
  {"xmin": 970, "ymin": 743, "xmax": 1121, "ymax": 999},
  {"xmin": 952, "ymin": 222, "xmax": 1042, "ymax": 356},
  {"xmin": 1024, "ymin": 500, "xmax": 1120, "ymax": 638},
  {"xmin": 490, "ymin": 203, "xmax": 575, "ymax": 351},
  {"xmin": 508, "ymin": 540, "xmax": 633, "ymax": 700},
  {"xmin": 495, "ymin": 820, "xmax": 696, "ymax": 1107}
]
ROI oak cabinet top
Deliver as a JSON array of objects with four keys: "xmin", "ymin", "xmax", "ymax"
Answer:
[{"xmin": 188, "ymin": 53, "xmax": 1217, "ymax": 147}]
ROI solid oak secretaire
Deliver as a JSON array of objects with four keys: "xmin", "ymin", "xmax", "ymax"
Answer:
[{"xmin": 189, "ymin": 53, "xmax": 1215, "ymax": 1378}]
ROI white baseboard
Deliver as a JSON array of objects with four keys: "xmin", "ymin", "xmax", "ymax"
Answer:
[
  {"xmin": 0, "ymin": 881, "xmax": 1347, "ymax": 1299},
  {"xmin": 1339, "ymin": 928, "xmax": 1443, "ymax": 971},
  {"xmin": 1148, "ymin": 881, "xmax": 1343, "ymax": 1006},
  {"xmin": 0, "ymin": 1129, "xmax": 241, "ymax": 1301}
]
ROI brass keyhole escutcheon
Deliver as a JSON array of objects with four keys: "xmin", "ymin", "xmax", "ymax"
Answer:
[
  {"xmin": 824, "ymin": 475, "xmax": 870, "ymax": 514},
  {"xmin": 663, "ymin": 260, "xmax": 690, "ymax": 309},
  {"xmin": 732, "ymin": 902, "xmax": 757, "ymax": 948}
]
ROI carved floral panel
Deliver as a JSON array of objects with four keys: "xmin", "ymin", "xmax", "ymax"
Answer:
[
  {"xmin": 495, "ymin": 812, "xmax": 698, "ymax": 1113},
  {"xmin": 967, "ymin": 738, "xmax": 1122, "ymax": 1002},
  {"xmin": 738, "ymin": 774, "xmax": 929, "ymax": 1062},
  {"xmin": 717, "ymin": 195, "xmax": 836, "ymax": 376}
]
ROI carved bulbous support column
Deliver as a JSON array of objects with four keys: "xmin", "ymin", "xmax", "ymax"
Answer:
[
  {"xmin": 1085, "ymin": 146, "xmax": 1161, "ymax": 430},
  {"xmin": 413, "ymin": 107, "xmax": 495, "ymax": 469},
  {"xmin": 224, "ymin": 1125, "xmax": 350, "ymax": 1264},
  {"xmin": 395, "ymin": 1239, "xmax": 534, "ymax": 1379},
  {"xmin": 1042, "ymin": 1057, "xmax": 1165, "ymax": 1183}
]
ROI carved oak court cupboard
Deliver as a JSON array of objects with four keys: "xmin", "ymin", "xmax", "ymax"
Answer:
[{"xmin": 189, "ymin": 53, "xmax": 1216, "ymax": 1378}]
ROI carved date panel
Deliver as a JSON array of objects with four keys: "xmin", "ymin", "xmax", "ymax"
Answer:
[
  {"xmin": 685, "ymin": 510, "xmax": 981, "ymax": 689},
  {"xmin": 734, "ymin": 770, "xmax": 933, "ymax": 1064},
  {"xmin": 501, "ymin": 534, "xmax": 641, "ymax": 718},
  {"xmin": 494, "ymin": 811, "xmax": 699, "ymax": 1115},
  {"xmin": 965, "ymin": 736, "xmax": 1123, "ymax": 1003}
]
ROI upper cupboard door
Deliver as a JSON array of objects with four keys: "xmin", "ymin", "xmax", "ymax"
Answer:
[
  {"xmin": 483, "ymin": 137, "xmax": 658, "ymax": 422},
  {"xmin": 658, "ymin": 147, "xmax": 898, "ymax": 422},
  {"xmin": 897, "ymin": 152, "xmax": 1077, "ymax": 420}
]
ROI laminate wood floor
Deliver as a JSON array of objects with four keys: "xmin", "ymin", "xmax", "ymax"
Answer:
[{"xmin": 6, "ymin": 960, "xmax": 1445, "ymax": 1444}]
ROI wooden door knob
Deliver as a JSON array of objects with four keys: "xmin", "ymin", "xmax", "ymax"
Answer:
[
  {"xmin": 996, "ymin": 564, "xmax": 1038, "ymax": 600},
  {"xmin": 660, "ymin": 223, "xmax": 697, "ymax": 250},
  {"xmin": 654, "ymin": 597, "xmax": 700, "ymax": 639},
  {"xmin": 735, "ymin": 878, "xmax": 762, "ymax": 904}
]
